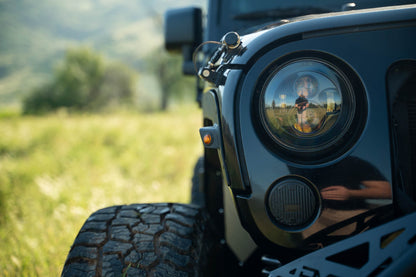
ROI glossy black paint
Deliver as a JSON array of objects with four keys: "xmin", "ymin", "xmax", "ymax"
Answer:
[
  {"xmin": 387, "ymin": 60, "xmax": 416, "ymax": 212},
  {"xmin": 208, "ymin": 6, "xmax": 416, "ymax": 249}
]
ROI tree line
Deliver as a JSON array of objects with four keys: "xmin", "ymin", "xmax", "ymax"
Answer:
[{"xmin": 23, "ymin": 47, "xmax": 194, "ymax": 114}]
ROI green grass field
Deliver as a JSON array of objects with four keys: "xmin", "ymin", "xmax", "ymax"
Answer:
[{"xmin": 0, "ymin": 105, "xmax": 203, "ymax": 276}]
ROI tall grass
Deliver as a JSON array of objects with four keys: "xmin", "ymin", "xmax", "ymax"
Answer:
[{"xmin": 0, "ymin": 105, "xmax": 203, "ymax": 276}]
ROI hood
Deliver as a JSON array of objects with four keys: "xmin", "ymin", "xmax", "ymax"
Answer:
[{"xmin": 232, "ymin": 4, "xmax": 416, "ymax": 66}]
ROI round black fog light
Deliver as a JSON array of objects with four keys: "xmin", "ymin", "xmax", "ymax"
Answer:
[{"xmin": 266, "ymin": 176, "xmax": 321, "ymax": 231}]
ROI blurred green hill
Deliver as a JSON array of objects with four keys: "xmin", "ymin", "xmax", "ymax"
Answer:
[{"xmin": 0, "ymin": 0, "xmax": 205, "ymax": 107}]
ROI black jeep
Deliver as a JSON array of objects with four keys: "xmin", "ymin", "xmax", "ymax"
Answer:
[{"xmin": 62, "ymin": 0, "xmax": 416, "ymax": 276}]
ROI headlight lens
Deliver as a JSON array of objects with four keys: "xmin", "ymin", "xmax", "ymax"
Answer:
[{"xmin": 259, "ymin": 58, "xmax": 360, "ymax": 162}]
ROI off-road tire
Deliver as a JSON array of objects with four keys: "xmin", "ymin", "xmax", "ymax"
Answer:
[{"xmin": 62, "ymin": 203, "xmax": 213, "ymax": 277}]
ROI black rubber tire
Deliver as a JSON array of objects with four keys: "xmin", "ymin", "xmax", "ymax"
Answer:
[
  {"xmin": 62, "ymin": 203, "xmax": 213, "ymax": 277},
  {"xmin": 191, "ymin": 157, "xmax": 205, "ymax": 206}
]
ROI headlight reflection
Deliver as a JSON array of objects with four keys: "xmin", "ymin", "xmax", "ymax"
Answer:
[{"xmin": 260, "ymin": 59, "xmax": 352, "ymax": 153}]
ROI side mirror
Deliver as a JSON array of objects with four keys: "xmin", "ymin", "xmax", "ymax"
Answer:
[{"xmin": 164, "ymin": 7, "xmax": 202, "ymax": 75}]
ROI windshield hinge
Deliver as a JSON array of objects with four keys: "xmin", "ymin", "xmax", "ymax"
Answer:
[{"xmin": 198, "ymin": 32, "xmax": 243, "ymax": 86}]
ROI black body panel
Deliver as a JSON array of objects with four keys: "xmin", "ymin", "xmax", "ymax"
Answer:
[{"xmin": 211, "ymin": 6, "xmax": 416, "ymax": 249}]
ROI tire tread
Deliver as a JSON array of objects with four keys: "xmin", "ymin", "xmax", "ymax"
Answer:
[{"xmin": 62, "ymin": 203, "xmax": 211, "ymax": 277}]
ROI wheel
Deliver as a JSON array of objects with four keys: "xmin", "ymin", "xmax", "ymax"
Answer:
[
  {"xmin": 191, "ymin": 157, "xmax": 205, "ymax": 206},
  {"xmin": 62, "ymin": 203, "xmax": 213, "ymax": 277}
]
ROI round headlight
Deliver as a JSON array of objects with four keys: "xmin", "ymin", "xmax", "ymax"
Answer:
[{"xmin": 256, "ymin": 55, "xmax": 366, "ymax": 163}]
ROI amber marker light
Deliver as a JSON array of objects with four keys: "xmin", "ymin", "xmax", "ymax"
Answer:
[{"xmin": 203, "ymin": 134, "xmax": 213, "ymax": 145}]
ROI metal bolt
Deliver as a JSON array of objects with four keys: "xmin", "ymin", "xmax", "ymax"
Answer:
[{"xmin": 202, "ymin": 69, "xmax": 210, "ymax": 78}]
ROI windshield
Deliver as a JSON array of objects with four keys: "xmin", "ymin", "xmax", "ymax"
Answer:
[{"xmin": 230, "ymin": 0, "xmax": 416, "ymax": 17}]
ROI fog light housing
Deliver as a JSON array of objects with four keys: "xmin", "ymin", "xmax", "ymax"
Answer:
[{"xmin": 266, "ymin": 176, "xmax": 321, "ymax": 231}]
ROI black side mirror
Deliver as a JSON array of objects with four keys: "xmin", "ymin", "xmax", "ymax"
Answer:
[{"xmin": 164, "ymin": 7, "xmax": 202, "ymax": 75}]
